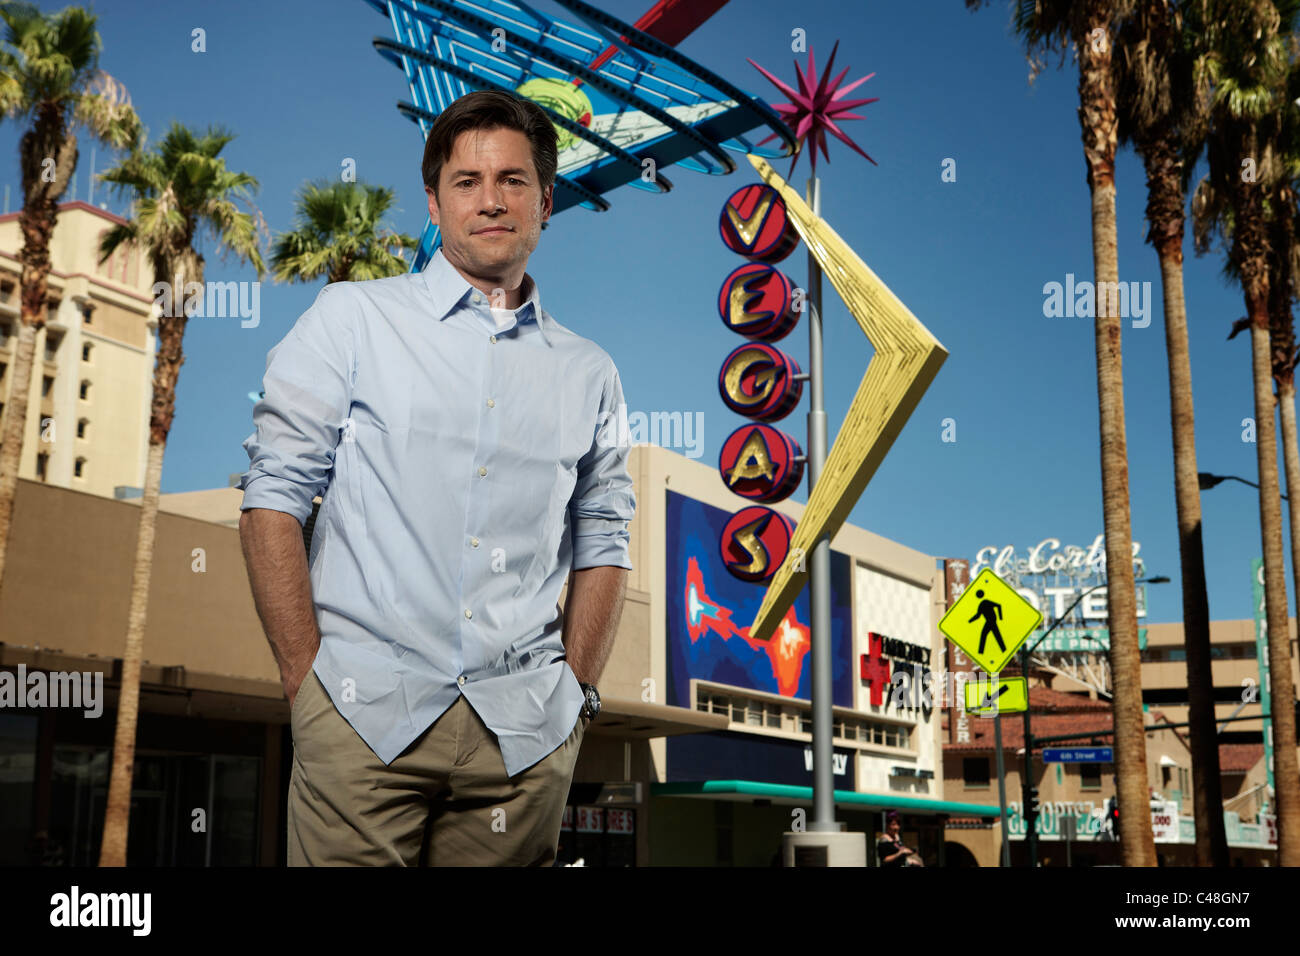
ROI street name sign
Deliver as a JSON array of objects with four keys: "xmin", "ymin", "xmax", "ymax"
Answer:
[{"xmin": 1042, "ymin": 747, "xmax": 1114, "ymax": 763}]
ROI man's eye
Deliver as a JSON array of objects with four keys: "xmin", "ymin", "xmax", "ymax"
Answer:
[
  {"xmin": 456, "ymin": 181, "xmax": 474, "ymax": 188},
  {"xmin": 506, "ymin": 178, "xmax": 524, "ymax": 185}
]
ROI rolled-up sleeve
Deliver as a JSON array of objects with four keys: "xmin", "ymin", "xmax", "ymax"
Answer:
[
  {"xmin": 237, "ymin": 286, "xmax": 355, "ymax": 525},
  {"xmin": 569, "ymin": 358, "xmax": 637, "ymax": 570}
]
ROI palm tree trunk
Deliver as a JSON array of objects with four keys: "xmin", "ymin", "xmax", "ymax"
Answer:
[
  {"xmin": 1154, "ymin": 239, "xmax": 1228, "ymax": 867},
  {"xmin": 0, "ymin": 106, "xmax": 77, "ymax": 589},
  {"xmin": 96, "ymin": 437, "xmax": 163, "ymax": 867},
  {"xmin": 99, "ymin": 253, "xmax": 195, "ymax": 866},
  {"xmin": 0, "ymin": 319, "xmax": 40, "ymax": 580},
  {"xmin": 1270, "ymin": 377, "xmax": 1300, "ymax": 865},
  {"xmin": 1078, "ymin": 3, "xmax": 1156, "ymax": 867}
]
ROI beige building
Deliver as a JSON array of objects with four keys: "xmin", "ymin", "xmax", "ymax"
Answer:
[{"xmin": 0, "ymin": 200, "xmax": 156, "ymax": 499}]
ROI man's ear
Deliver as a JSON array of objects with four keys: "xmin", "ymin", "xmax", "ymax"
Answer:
[
  {"xmin": 541, "ymin": 183, "xmax": 554, "ymax": 223},
  {"xmin": 425, "ymin": 185, "xmax": 440, "ymax": 226}
]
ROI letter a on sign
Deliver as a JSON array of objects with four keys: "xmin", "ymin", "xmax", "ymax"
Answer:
[{"xmin": 938, "ymin": 569, "xmax": 1043, "ymax": 674}]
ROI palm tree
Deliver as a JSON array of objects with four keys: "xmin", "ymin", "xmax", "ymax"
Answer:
[
  {"xmin": 271, "ymin": 179, "xmax": 417, "ymax": 284},
  {"xmin": 93, "ymin": 122, "xmax": 266, "ymax": 866},
  {"xmin": 967, "ymin": 0, "xmax": 1156, "ymax": 866},
  {"xmin": 1192, "ymin": 0, "xmax": 1300, "ymax": 866},
  {"xmin": 0, "ymin": 1, "xmax": 139, "ymax": 590},
  {"xmin": 1113, "ymin": 0, "xmax": 1228, "ymax": 866}
]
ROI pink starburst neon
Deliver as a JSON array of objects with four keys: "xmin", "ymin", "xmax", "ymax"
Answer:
[{"xmin": 748, "ymin": 40, "xmax": 878, "ymax": 179}]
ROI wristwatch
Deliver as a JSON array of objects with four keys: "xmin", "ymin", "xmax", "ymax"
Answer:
[{"xmin": 580, "ymin": 683, "xmax": 601, "ymax": 721}]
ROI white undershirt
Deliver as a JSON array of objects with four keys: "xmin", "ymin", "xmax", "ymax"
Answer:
[{"xmin": 489, "ymin": 305, "xmax": 521, "ymax": 331}]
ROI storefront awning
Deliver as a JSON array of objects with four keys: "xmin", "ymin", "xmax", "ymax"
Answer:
[
  {"xmin": 586, "ymin": 698, "xmax": 731, "ymax": 738},
  {"xmin": 652, "ymin": 780, "xmax": 1004, "ymax": 818}
]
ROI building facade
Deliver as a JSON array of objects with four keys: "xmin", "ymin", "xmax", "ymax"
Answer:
[
  {"xmin": 0, "ymin": 201, "xmax": 156, "ymax": 499},
  {"xmin": 0, "ymin": 441, "xmax": 1002, "ymax": 866}
]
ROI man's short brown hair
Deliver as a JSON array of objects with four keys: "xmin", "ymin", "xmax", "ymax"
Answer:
[{"xmin": 422, "ymin": 90, "xmax": 558, "ymax": 202}]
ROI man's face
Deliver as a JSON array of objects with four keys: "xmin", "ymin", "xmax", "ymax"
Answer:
[{"xmin": 426, "ymin": 126, "xmax": 553, "ymax": 284}]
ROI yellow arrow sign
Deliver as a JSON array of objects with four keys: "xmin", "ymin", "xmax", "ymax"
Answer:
[
  {"xmin": 939, "ymin": 569, "xmax": 1042, "ymax": 674},
  {"xmin": 744, "ymin": 155, "xmax": 948, "ymax": 643},
  {"xmin": 964, "ymin": 676, "xmax": 1029, "ymax": 714}
]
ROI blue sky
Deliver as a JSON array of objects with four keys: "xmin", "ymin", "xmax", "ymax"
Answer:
[{"xmin": 0, "ymin": 0, "xmax": 1281, "ymax": 624}]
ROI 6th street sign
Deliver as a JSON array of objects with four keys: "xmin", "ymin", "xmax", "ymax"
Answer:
[{"xmin": 939, "ymin": 568, "xmax": 1043, "ymax": 674}]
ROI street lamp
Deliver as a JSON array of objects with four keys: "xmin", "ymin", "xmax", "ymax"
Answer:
[
  {"xmin": 1198, "ymin": 471, "xmax": 1288, "ymax": 502},
  {"xmin": 1020, "ymin": 574, "xmax": 1169, "ymax": 866}
]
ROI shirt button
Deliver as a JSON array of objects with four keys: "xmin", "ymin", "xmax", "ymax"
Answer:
[
  {"xmin": 472, "ymin": 295, "xmax": 483, "ymax": 305},
  {"xmin": 489, "ymin": 334, "xmax": 497, "ymax": 344},
  {"xmin": 470, "ymin": 536, "xmax": 480, "ymax": 548},
  {"xmin": 478, "ymin": 466, "xmax": 487, "ymax": 477},
  {"xmin": 486, "ymin": 398, "xmax": 495, "ymax": 408},
  {"xmin": 457, "ymin": 675, "xmax": 467, "ymax": 686},
  {"xmin": 464, "ymin": 608, "xmax": 472, "ymax": 619}
]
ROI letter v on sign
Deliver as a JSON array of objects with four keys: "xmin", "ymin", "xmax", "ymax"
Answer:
[{"xmin": 744, "ymin": 154, "xmax": 949, "ymax": 643}]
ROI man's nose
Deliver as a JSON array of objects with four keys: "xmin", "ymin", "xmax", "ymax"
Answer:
[{"xmin": 481, "ymin": 180, "xmax": 505, "ymax": 212}]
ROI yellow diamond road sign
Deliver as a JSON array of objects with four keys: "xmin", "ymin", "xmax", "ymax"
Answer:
[
  {"xmin": 964, "ymin": 676, "xmax": 1029, "ymax": 715},
  {"xmin": 939, "ymin": 568, "xmax": 1042, "ymax": 675}
]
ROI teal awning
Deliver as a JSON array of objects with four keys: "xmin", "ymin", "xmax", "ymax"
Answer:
[{"xmin": 652, "ymin": 780, "xmax": 1004, "ymax": 818}]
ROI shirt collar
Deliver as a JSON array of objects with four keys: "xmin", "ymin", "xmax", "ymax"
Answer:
[{"xmin": 421, "ymin": 247, "xmax": 552, "ymax": 347}]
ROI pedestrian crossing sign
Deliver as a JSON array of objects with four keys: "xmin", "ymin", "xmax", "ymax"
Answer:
[{"xmin": 939, "ymin": 568, "xmax": 1042, "ymax": 675}]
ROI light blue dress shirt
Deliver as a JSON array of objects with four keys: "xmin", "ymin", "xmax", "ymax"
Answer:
[{"xmin": 238, "ymin": 248, "xmax": 636, "ymax": 776}]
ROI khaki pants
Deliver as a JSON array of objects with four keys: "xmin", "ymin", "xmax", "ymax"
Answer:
[{"xmin": 287, "ymin": 670, "xmax": 586, "ymax": 866}]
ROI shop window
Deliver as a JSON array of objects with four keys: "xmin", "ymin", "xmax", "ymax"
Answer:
[
  {"xmin": 963, "ymin": 757, "xmax": 990, "ymax": 788},
  {"xmin": 0, "ymin": 715, "xmax": 39, "ymax": 865},
  {"xmin": 1080, "ymin": 762, "xmax": 1101, "ymax": 790}
]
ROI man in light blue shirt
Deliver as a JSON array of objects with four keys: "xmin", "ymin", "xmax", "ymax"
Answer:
[{"xmin": 237, "ymin": 90, "xmax": 635, "ymax": 866}]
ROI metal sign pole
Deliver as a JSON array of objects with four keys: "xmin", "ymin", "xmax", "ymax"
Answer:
[
  {"xmin": 993, "ymin": 712, "xmax": 1011, "ymax": 866},
  {"xmin": 806, "ymin": 174, "xmax": 835, "ymax": 833}
]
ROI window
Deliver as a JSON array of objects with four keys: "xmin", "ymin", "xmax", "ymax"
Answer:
[
  {"xmin": 81, "ymin": 343, "xmax": 91, "ymax": 362},
  {"xmin": 1080, "ymin": 762, "xmax": 1102, "ymax": 790},
  {"xmin": 41, "ymin": 375, "xmax": 53, "ymax": 397},
  {"xmin": 35, "ymin": 453, "xmax": 47, "ymax": 482},
  {"xmin": 963, "ymin": 758, "xmax": 990, "ymax": 788},
  {"xmin": 74, "ymin": 457, "xmax": 85, "ymax": 478},
  {"xmin": 76, "ymin": 419, "xmax": 88, "ymax": 440},
  {"xmin": 79, "ymin": 380, "xmax": 89, "ymax": 400},
  {"xmin": 765, "ymin": 706, "xmax": 780, "ymax": 729}
]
